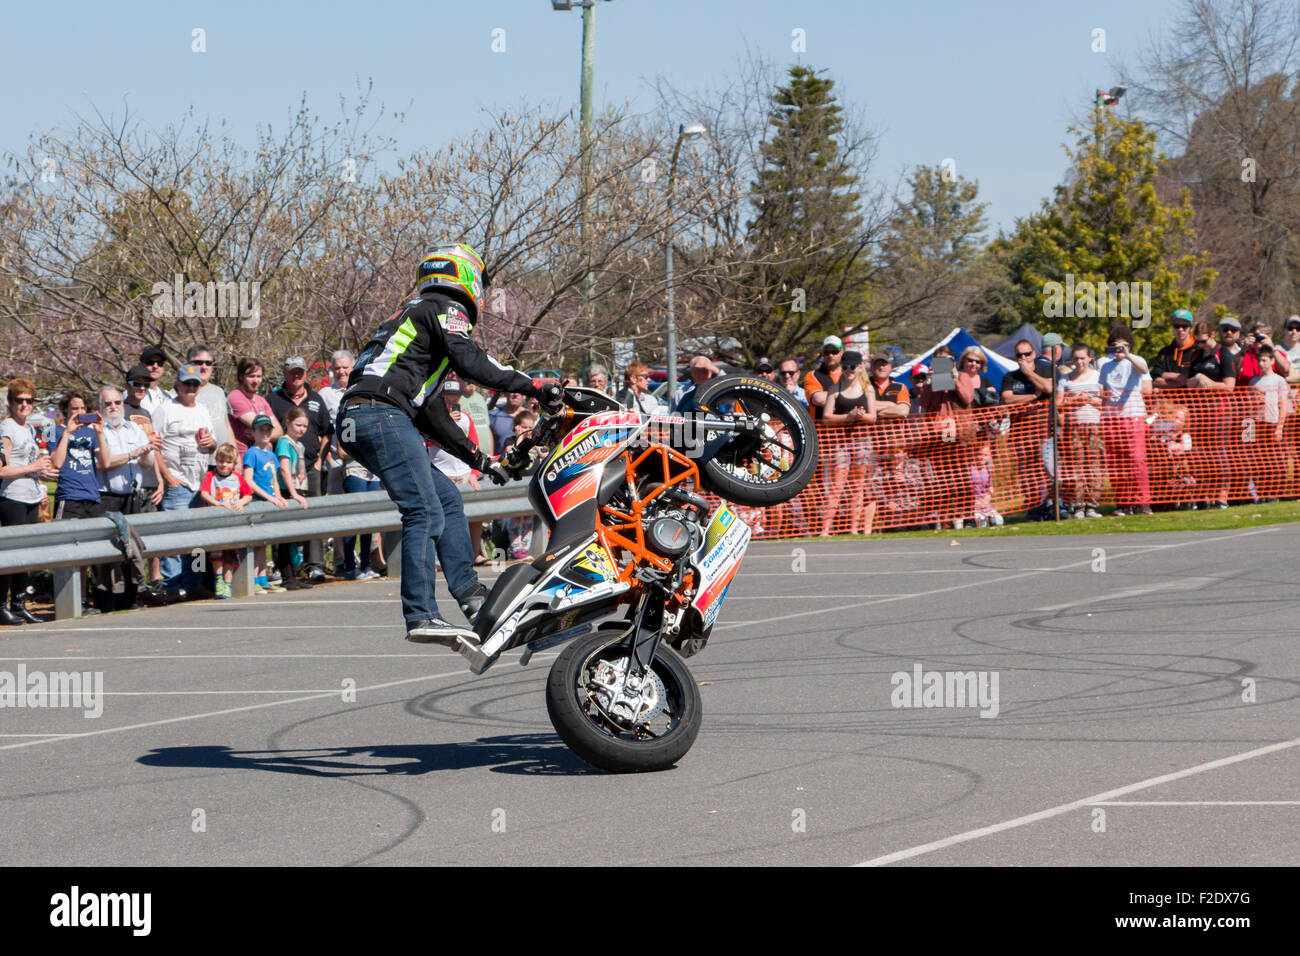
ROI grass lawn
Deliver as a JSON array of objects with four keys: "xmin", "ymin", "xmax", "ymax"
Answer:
[{"xmin": 780, "ymin": 500, "xmax": 1300, "ymax": 541}]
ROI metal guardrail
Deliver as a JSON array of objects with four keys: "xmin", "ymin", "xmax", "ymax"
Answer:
[{"xmin": 0, "ymin": 481, "xmax": 539, "ymax": 620}]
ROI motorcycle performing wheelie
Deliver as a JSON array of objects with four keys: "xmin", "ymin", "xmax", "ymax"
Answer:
[{"xmin": 452, "ymin": 376, "xmax": 817, "ymax": 773}]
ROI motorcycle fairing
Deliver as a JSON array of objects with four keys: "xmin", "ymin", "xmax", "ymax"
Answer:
[
  {"xmin": 688, "ymin": 504, "xmax": 751, "ymax": 629},
  {"xmin": 471, "ymin": 532, "xmax": 630, "ymax": 672},
  {"xmin": 538, "ymin": 411, "xmax": 644, "ymax": 520}
]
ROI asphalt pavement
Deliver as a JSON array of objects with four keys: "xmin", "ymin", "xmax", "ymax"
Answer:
[{"xmin": 2, "ymin": 525, "xmax": 1297, "ymax": 866}]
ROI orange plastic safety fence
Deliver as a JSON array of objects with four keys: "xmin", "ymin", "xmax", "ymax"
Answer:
[{"xmin": 706, "ymin": 387, "xmax": 1299, "ymax": 537}]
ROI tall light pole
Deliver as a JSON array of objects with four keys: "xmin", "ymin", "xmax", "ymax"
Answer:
[
  {"xmin": 552, "ymin": 0, "xmax": 611, "ymax": 356},
  {"xmin": 1093, "ymin": 84, "xmax": 1127, "ymax": 145},
  {"xmin": 665, "ymin": 122, "xmax": 706, "ymax": 410}
]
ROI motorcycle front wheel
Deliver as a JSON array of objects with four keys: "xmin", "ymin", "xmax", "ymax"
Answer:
[
  {"xmin": 545, "ymin": 631, "xmax": 702, "ymax": 773},
  {"xmin": 691, "ymin": 374, "xmax": 818, "ymax": 507}
]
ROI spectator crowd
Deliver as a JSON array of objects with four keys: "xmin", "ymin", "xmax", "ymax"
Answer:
[
  {"xmin": 4, "ymin": 311, "xmax": 1300, "ymax": 623},
  {"xmin": 0, "ymin": 343, "xmax": 550, "ymax": 624}
]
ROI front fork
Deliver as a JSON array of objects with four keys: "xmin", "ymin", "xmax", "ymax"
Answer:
[{"xmin": 626, "ymin": 580, "xmax": 668, "ymax": 679}]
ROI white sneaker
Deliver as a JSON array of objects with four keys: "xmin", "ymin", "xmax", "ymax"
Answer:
[
  {"xmin": 357, "ymin": 569, "xmax": 380, "ymax": 581},
  {"xmin": 1084, "ymin": 508, "xmax": 1102, "ymax": 519}
]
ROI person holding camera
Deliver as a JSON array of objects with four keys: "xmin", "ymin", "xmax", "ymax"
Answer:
[
  {"xmin": 1235, "ymin": 322, "xmax": 1290, "ymax": 388},
  {"xmin": 50, "ymin": 391, "xmax": 109, "ymax": 613},
  {"xmin": 1096, "ymin": 324, "xmax": 1153, "ymax": 516}
]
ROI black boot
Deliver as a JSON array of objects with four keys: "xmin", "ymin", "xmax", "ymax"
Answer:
[
  {"xmin": 282, "ymin": 563, "xmax": 313, "ymax": 590},
  {"xmin": 10, "ymin": 596, "xmax": 41, "ymax": 625}
]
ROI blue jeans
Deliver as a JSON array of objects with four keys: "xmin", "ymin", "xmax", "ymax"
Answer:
[
  {"xmin": 160, "ymin": 484, "xmax": 204, "ymax": 591},
  {"xmin": 338, "ymin": 401, "xmax": 478, "ymax": 624},
  {"xmin": 342, "ymin": 474, "xmax": 381, "ymax": 572}
]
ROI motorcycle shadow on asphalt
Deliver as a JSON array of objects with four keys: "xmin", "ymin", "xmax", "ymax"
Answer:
[{"xmin": 137, "ymin": 734, "xmax": 600, "ymax": 777}]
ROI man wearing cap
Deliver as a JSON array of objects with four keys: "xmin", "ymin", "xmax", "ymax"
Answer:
[
  {"xmin": 151, "ymin": 364, "xmax": 217, "ymax": 597},
  {"xmin": 1039, "ymin": 332, "xmax": 1068, "ymax": 373},
  {"xmin": 269, "ymin": 356, "xmax": 335, "ymax": 581},
  {"xmin": 868, "ymin": 354, "xmax": 909, "ymax": 419},
  {"xmin": 1277, "ymin": 315, "xmax": 1300, "ymax": 384},
  {"xmin": 673, "ymin": 355, "xmax": 721, "ymax": 414},
  {"xmin": 1151, "ymin": 309, "xmax": 1199, "ymax": 389},
  {"xmin": 804, "ymin": 337, "xmax": 844, "ymax": 422},
  {"xmin": 907, "ymin": 365, "xmax": 931, "ymax": 416},
  {"xmin": 753, "ymin": 357, "xmax": 776, "ymax": 382},
  {"xmin": 137, "ymin": 346, "xmax": 170, "ymax": 415}
]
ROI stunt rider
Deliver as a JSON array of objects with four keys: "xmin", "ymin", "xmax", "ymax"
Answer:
[{"xmin": 338, "ymin": 243, "xmax": 562, "ymax": 646}]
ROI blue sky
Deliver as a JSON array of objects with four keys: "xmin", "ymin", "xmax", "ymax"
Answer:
[{"xmin": 1, "ymin": 0, "xmax": 1178, "ymax": 235}]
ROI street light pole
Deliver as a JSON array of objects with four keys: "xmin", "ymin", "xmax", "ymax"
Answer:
[
  {"xmin": 665, "ymin": 122, "xmax": 705, "ymax": 410},
  {"xmin": 579, "ymin": 2, "xmax": 596, "ymax": 337}
]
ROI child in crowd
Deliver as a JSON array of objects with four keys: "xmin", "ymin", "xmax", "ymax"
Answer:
[
  {"xmin": 198, "ymin": 443, "xmax": 255, "ymax": 598},
  {"xmin": 1251, "ymin": 345, "xmax": 1292, "ymax": 501},
  {"xmin": 1147, "ymin": 403, "xmax": 1197, "ymax": 509},
  {"xmin": 275, "ymin": 407, "xmax": 312, "ymax": 589},
  {"xmin": 242, "ymin": 413, "xmax": 288, "ymax": 592},
  {"xmin": 969, "ymin": 443, "xmax": 1003, "ymax": 527},
  {"xmin": 503, "ymin": 409, "xmax": 540, "ymax": 559}
]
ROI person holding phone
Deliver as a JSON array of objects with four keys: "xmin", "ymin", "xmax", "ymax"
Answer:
[
  {"xmin": 50, "ymin": 391, "xmax": 108, "ymax": 613},
  {"xmin": 1096, "ymin": 324, "xmax": 1153, "ymax": 516},
  {"xmin": 50, "ymin": 391, "xmax": 105, "ymax": 522}
]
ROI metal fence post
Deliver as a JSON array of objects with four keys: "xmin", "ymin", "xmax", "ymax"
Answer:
[
  {"xmin": 231, "ymin": 547, "xmax": 257, "ymax": 598},
  {"xmin": 382, "ymin": 530, "xmax": 401, "ymax": 582},
  {"xmin": 53, "ymin": 567, "xmax": 82, "ymax": 620}
]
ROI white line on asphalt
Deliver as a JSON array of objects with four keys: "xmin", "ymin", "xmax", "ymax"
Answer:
[
  {"xmin": 716, "ymin": 527, "xmax": 1275, "ymax": 632},
  {"xmin": 1090, "ymin": 800, "xmax": 1300, "ymax": 806},
  {"xmin": 0, "ymin": 654, "xmax": 433, "ymax": 660},
  {"xmin": 855, "ymin": 735, "xmax": 1300, "ymax": 866},
  {"xmin": 739, "ymin": 568, "xmax": 1077, "ymax": 576},
  {"xmin": 744, "ymin": 546, "xmax": 1154, "ymax": 557},
  {"xmin": 0, "ymin": 670, "xmax": 469, "ymax": 753},
  {"xmin": 1031, "ymin": 579, "xmax": 1211, "ymax": 612},
  {"xmin": 24, "ymin": 625, "xmax": 397, "ymax": 632}
]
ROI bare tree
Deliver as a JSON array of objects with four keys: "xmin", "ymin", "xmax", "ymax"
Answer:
[{"xmin": 1129, "ymin": 0, "xmax": 1300, "ymax": 320}]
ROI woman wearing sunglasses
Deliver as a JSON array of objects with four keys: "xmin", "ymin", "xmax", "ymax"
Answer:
[{"xmin": 0, "ymin": 379, "xmax": 58, "ymax": 624}]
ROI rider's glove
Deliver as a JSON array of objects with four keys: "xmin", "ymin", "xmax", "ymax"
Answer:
[
  {"xmin": 537, "ymin": 382, "xmax": 564, "ymax": 414},
  {"xmin": 478, "ymin": 455, "xmax": 511, "ymax": 486}
]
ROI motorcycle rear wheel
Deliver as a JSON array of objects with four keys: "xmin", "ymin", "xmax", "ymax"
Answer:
[{"xmin": 545, "ymin": 630, "xmax": 702, "ymax": 773}]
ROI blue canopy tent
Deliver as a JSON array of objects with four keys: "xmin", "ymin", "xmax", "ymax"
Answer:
[
  {"xmin": 991, "ymin": 322, "xmax": 1042, "ymax": 359},
  {"xmin": 892, "ymin": 327, "xmax": 1018, "ymax": 391}
]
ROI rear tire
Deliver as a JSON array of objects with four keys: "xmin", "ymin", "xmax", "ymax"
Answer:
[
  {"xmin": 545, "ymin": 631, "xmax": 702, "ymax": 773},
  {"xmin": 691, "ymin": 374, "xmax": 818, "ymax": 506}
]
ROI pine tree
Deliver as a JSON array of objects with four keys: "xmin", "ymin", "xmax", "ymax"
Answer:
[
  {"xmin": 984, "ymin": 110, "xmax": 1215, "ymax": 354},
  {"xmin": 741, "ymin": 65, "xmax": 867, "ymax": 358},
  {"xmin": 875, "ymin": 165, "xmax": 991, "ymax": 354}
]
